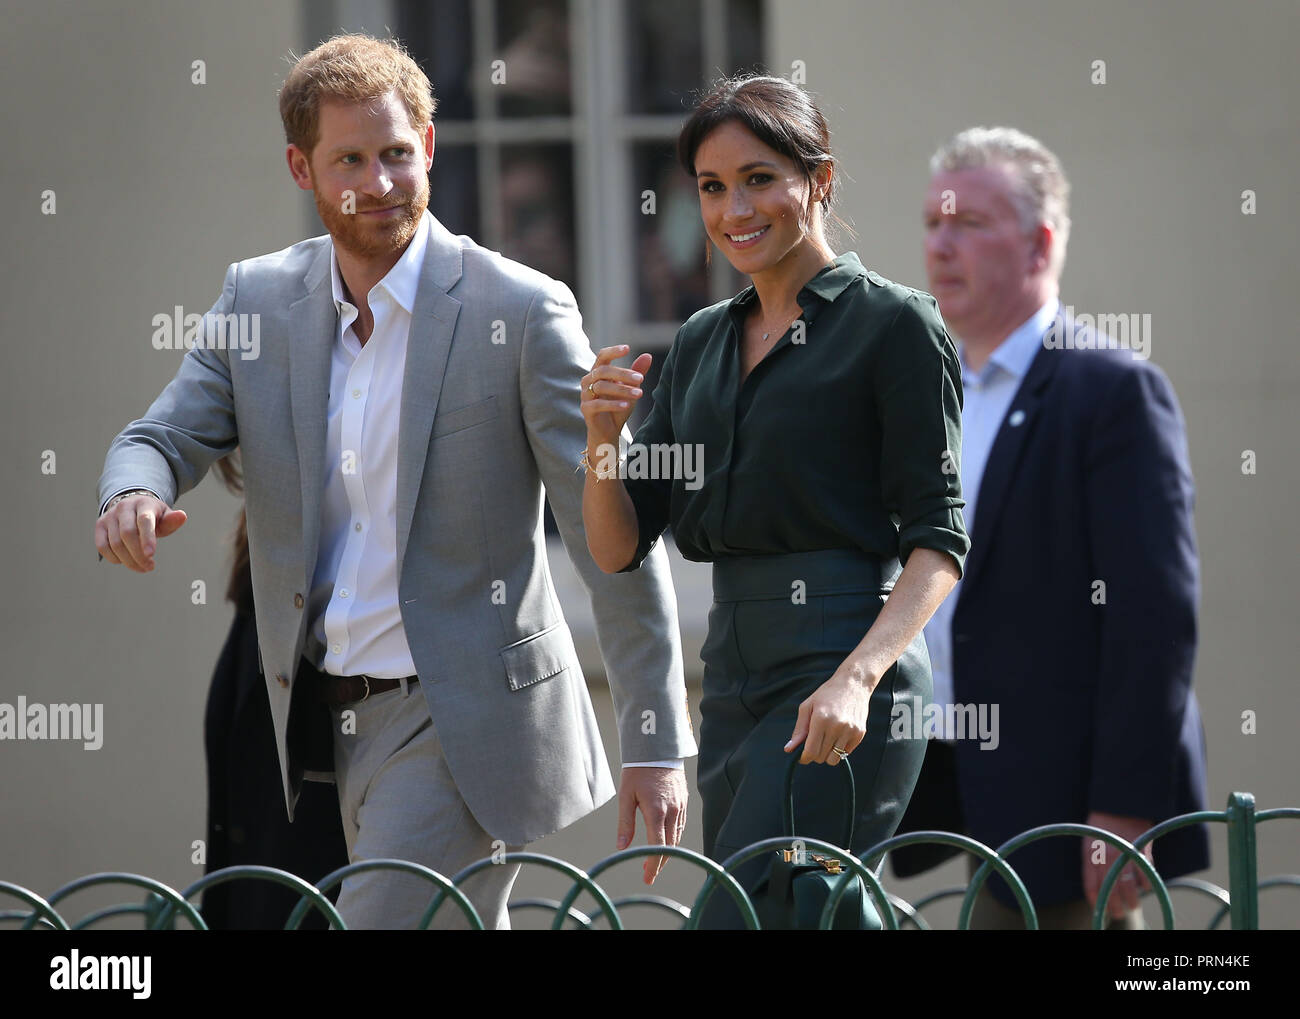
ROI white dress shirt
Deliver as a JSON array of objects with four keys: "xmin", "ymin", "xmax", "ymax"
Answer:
[
  {"xmin": 923, "ymin": 300, "xmax": 1060, "ymax": 718},
  {"xmin": 301, "ymin": 212, "xmax": 434, "ymax": 679}
]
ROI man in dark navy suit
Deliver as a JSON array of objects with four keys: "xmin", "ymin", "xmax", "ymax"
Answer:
[{"xmin": 891, "ymin": 127, "xmax": 1210, "ymax": 928}]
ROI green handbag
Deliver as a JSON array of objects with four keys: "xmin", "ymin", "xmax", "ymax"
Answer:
[{"xmin": 751, "ymin": 753, "xmax": 882, "ymax": 930}]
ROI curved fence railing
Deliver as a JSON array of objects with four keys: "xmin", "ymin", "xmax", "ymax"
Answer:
[{"xmin": 3, "ymin": 792, "xmax": 1295, "ymax": 930}]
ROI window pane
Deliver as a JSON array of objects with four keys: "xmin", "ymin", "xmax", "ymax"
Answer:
[
  {"xmin": 497, "ymin": 145, "xmax": 577, "ymax": 295},
  {"xmin": 495, "ymin": 0, "xmax": 572, "ymax": 117},
  {"xmin": 727, "ymin": 0, "xmax": 764, "ymax": 71},
  {"xmin": 428, "ymin": 145, "xmax": 480, "ymax": 238},
  {"xmin": 632, "ymin": 142, "xmax": 710, "ymax": 323},
  {"xmin": 626, "ymin": 0, "xmax": 702, "ymax": 114},
  {"xmin": 399, "ymin": 0, "xmax": 475, "ymax": 121}
]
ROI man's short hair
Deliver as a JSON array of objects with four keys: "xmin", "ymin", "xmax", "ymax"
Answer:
[
  {"xmin": 930, "ymin": 126, "xmax": 1072, "ymax": 277},
  {"xmin": 279, "ymin": 34, "xmax": 435, "ymax": 160}
]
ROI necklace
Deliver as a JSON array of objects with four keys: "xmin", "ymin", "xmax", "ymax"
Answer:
[{"xmin": 760, "ymin": 310, "xmax": 801, "ymax": 342}]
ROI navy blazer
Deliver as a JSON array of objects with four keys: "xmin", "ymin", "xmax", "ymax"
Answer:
[{"xmin": 931, "ymin": 312, "xmax": 1210, "ymax": 909}]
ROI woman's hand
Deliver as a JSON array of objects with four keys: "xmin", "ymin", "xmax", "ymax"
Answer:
[
  {"xmin": 580, "ymin": 344, "xmax": 652, "ymax": 448},
  {"xmin": 783, "ymin": 548, "xmax": 960, "ymax": 766},
  {"xmin": 785, "ymin": 662, "xmax": 877, "ymax": 765}
]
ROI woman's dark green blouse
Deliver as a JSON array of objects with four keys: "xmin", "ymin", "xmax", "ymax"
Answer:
[{"xmin": 618, "ymin": 251, "xmax": 970, "ymax": 577}]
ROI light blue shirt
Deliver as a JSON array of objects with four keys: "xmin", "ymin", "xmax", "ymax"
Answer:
[{"xmin": 924, "ymin": 300, "xmax": 1060, "ymax": 716}]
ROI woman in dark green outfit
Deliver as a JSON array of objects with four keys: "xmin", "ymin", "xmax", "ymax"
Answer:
[{"xmin": 580, "ymin": 75, "xmax": 969, "ymax": 927}]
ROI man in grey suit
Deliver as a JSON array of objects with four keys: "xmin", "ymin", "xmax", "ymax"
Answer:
[{"xmin": 93, "ymin": 34, "xmax": 695, "ymax": 929}]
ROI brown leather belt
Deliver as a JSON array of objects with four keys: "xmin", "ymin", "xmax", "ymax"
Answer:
[{"xmin": 315, "ymin": 673, "xmax": 418, "ymax": 708}]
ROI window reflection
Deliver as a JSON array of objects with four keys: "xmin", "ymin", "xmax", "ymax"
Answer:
[
  {"xmin": 498, "ymin": 145, "xmax": 577, "ymax": 295},
  {"xmin": 633, "ymin": 142, "xmax": 709, "ymax": 323},
  {"xmin": 727, "ymin": 0, "xmax": 764, "ymax": 73},
  {"xmin": 399, "ymin": 0, "xmax": 474, "ymax": 120},
  {"xmin": 495, "ymin": 0, "xmax": 571, "ymax": 117},
  {"xmin": 626, "ymin": 0, "xmax": 702, "ymax": 115},
  {"xmin": 428, "ymin": 145, "xmax": 480, "ymax": 239}
]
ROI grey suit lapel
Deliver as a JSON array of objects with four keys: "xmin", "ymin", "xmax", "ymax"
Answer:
[
  {"xmin": 289, "ymin": 244, "xmax": 334, "ymax": 587},
  {"xmin": 287, "ymin": 217, "xmax": 466, "ymax": 586},
  {"xmin": 395, "ymin": 215, "xmax": 464, "ymax": 574}
]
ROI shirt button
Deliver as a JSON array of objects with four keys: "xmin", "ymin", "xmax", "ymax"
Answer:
[
  {"xmin": 354, "ymin": 522, "xmax": 362, "ymax": 531},
  {"xmin": 276, "ymin": 673, "xmax": 289, "ymax": 688},
  {"xmin": 352, "ymin": 389, "xmax": 361, "ymax": 398},
  {"xmin": 293, "ymin": 593, "xmax": 304, "ymax": 609},
  {"xmin": 339, "ymin": 589, "xmax": 349, "ymax": 599},
  {"xmin": 331, "ymin": 644, "xmax": 342, "ymax": 655}
]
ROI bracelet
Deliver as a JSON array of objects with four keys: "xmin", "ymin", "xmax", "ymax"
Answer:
[
  {"xmin": 104, "ymin": 489, "xmax": 155, "ymax": 512},
  {"xmin": 578, "ymin": 445, "xmax": 624, "ymax": 482}
]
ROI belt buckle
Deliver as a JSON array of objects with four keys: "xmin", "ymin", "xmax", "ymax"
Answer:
[{"xmin": 359, "ymin": 676, "xmax": 371, "ymax": 703}]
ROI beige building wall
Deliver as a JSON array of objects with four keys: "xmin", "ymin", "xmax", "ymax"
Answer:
[
  {"xmin": 0, "ymin": 0, "xmax": 312, "ymax": 914},
  {"xmin": 1, "ymin": 0, "xmax": 1294, "ymax": 927}
]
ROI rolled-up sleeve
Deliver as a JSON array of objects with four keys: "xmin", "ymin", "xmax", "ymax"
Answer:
[
  {"xmin": 617, "ymin": 336, "xmax": 680, "ymax": 573},
  {"xmin": 874, "ymin": 293, "xmax": 970, "ymax": 576}
]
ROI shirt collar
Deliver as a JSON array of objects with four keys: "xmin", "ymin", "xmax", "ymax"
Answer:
[
  {"xmin": 964, "ymin": 298, "xmax": 1060, "ymax": 382},
  {"xmin": 729, "ymin": 251, "xmax": 867, "ymax": 311},
  {"xmin": 329, "ymin": 209, "xmax": 432, "ymax": 316},
  {"xmin": 801, "ymin": 251, "xmax": 867, "ymax": 302}
]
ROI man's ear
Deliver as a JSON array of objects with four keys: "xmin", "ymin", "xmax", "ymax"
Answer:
[
  {"xmin": 286, "ymin": 144, "xmax": 314, "ymax": 191},
  {"xmin": 422, "ymin": 121, "xmax": 434, "ymax": 171},
  {"xmin": 1029, "ymin": 222, "xmax": 1054, "ymax": 273}
]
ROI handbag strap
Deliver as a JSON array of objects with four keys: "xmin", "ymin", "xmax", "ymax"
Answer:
[{"xmin": 781, "ymin": 750, "xmax": 857, "ymax": 850}]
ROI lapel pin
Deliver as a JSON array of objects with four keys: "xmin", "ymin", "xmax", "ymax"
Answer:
[{"xmin": 1008, "ymin": 409, "xmax": 1026, "ymax": 427}]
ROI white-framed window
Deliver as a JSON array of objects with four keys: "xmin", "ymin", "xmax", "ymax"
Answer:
[
  {"xmin": 307, "ymin": 0, "xmax": 764, "ymax": 536},
  {"xmin": 377, "ymin": 0, "xmax": 767, "ymax": 359}
]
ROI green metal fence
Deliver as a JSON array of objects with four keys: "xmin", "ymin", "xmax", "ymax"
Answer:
[{"xmin": 4, "ymin": 793, "xmax": 1295, "ymax": 930}]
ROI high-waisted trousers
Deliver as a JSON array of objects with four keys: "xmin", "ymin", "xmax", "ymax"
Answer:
[{"xmin": 696, "ymin": 548, "xmax": 931, "ymax": 928}]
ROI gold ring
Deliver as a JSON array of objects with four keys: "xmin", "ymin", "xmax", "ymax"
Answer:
[
  {"xmin": 587, "ymin": 381, "xmax": 596, "ymax": 395},
  {"xmin": 832, "ymin": 746, "xmax": 848, "ymax": 760}
]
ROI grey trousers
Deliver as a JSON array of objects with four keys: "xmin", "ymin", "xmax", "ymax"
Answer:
[
  {"xmin": 965, "ymin": 856, "xmax": 1145, "ymax": 930},
  {"xmin": 327, "ymin": 678, "xmax": 523, "ymax": 929}
]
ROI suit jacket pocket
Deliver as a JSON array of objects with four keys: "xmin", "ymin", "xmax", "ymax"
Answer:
[
  {"xmin": 500, "ymin": 621, "xmax": 578, "ymax": 691},
  {"xmin": 431, "ymin": 395, "xmax": 498, "ymax": 439}
]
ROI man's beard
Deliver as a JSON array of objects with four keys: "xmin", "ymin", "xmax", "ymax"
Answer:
[{"xmin": 313, "ymin": 174, "xmax": 429, "ymax": 260}]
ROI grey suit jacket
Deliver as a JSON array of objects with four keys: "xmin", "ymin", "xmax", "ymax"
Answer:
[{"xmin": 98, "ymin": 213, "xmax": 696, "ymax": 844}]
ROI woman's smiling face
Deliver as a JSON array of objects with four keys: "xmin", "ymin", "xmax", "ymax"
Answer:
[{"xmin": 693, "ymin": 119, "xmax": 827, "ymax": 277}]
